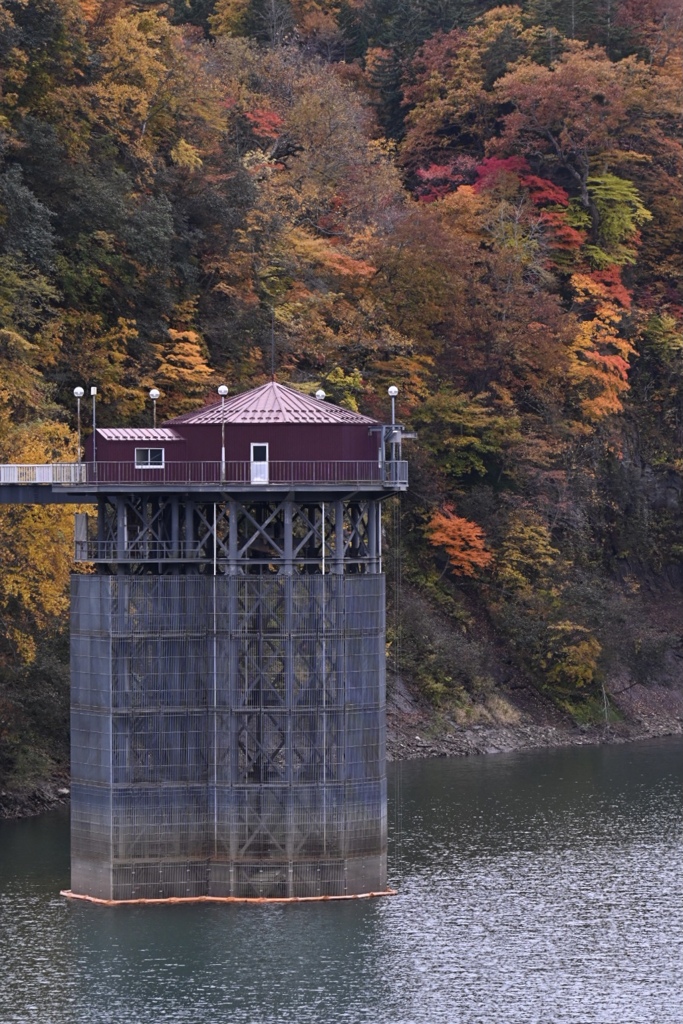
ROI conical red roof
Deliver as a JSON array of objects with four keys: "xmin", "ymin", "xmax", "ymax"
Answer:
[{"xmin": 164, "ymin": 381, "xmax": 378, "ymax": 426}]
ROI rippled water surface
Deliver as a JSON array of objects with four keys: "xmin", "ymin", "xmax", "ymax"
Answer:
[{"xmin": 1, "ymin": 738, "xmax": 681, "ymax": 1024}]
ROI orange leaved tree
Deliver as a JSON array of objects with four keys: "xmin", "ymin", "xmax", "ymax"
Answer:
[{"xmin": 426, "ymin": 504, "xmax": 493, "ymax": 577}]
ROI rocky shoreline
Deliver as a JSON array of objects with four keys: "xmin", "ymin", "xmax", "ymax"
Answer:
[
  {"xmin": 387, "ymin": 716, "xmax": 682, "ymax": 761},
  {"xmin": 0, "ymin": 779, "xmax": 70, "ymax": 821},
  {"xmin": 386, "ymin": 673, "xmax": 683, "ymax": 760}
]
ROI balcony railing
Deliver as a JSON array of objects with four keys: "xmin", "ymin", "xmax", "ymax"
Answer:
[{"xmin": 0, "ymin": 460, "xmax": 408, "ymax": 489}]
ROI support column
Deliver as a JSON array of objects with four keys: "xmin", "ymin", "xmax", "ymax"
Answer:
[
  {"xmin": 283, "ymin": 500, "xmax": 293, "ymax": 574},
  {"xmin": 116, "ymin": 497, "xmax": 126, "ymax": 563},
  {"xmin": 229, "ymin": 500, "xmax": 238, "ymax": 574},
  {"xmin": 97, "ymin": 496, "xmax": 106, "ymax": 561},
  {"xmin": 186, "ymin": 498, "xmax": 194, "ymax": 561},
  {"xmin": 228, "ymin": 572, "xmax": 239, "ymax": 895},
  {"xmin": 333, "ymin": 500, "xmax": 344, "ymax": 574},
  {"xmin": 171, "ymin": 496, "xmax": 180, "ymax": 559},
  {"xmin": 285, "ymin": 573, "xmax": 294, "ymax": 897},
  {"xmin": 368, "ymin": 499, "xmax": 377, "ymax": 573},
  {"xmin": 283, "ymin": 502, "xmax": 294, "ymax": 895}
]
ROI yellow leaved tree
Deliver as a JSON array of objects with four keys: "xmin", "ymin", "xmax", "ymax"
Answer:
[
  {"xmin": 0, "ymin": 422, "xmax": 78, "ymax": 665},
  {"xmin": 152, "ymin": 326, "xmax": 214, "ymax": 415},
  {"xmin": 568, "ymin": 272, "xmax": 636, "ymax": 422}
]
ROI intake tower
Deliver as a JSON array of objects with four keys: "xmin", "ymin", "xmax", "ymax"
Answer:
[{"xmin": 61, "ymin": 381, "xmax": 408, "ymax": 900}]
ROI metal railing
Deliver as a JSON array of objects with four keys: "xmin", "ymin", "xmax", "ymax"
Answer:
[
  {"xmin": 75, "ymin": 539, "xmax": 380, "ymax": 566},
  {"xmin": 0, "ymin": 463, "xmax": 86, "ymax": 484},
  {"xmin": 0, "ymin": 460, "xmax": 408, "ymax": 488}
]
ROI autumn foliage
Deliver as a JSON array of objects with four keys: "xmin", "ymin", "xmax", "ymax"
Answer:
[
  {"xmin": 426, "ymin": 506, "xmax": 493, "ymax": 577},
  {"xmin": 4, "ymin": 0, "xmax": 683, "ymax": 789}
]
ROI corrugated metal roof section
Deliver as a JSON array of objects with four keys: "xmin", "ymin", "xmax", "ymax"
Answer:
[
  {"xmin": 165, "ymin": 382, "xmax": 379, "ymax": 425},
  {"xmin": 97, "ymin": 428, "xmax": 185, "ymax": 441}
]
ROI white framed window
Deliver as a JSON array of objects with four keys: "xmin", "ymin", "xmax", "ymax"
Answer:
[
  {"xmin": 250, "ymin": 442, "xmax": 269, "ymax": 484},
  {"xmin": 135, "ymin": 447, "xmax": 165, "ymax": 469}
]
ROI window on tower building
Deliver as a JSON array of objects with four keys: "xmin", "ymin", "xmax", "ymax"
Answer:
[{"xmin": 135, "ymin": 448, "xmax": 165, "ymax": 469}]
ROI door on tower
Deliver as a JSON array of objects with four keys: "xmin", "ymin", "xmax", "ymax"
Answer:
[{"xmin": 250, "ymin": 443, "xmax": 269, "ymax": 484}]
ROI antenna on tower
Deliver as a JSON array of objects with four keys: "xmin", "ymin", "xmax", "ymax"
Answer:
[{"xmin": 271, "ymin": 308, "xmax": 276, "ymax": 382}]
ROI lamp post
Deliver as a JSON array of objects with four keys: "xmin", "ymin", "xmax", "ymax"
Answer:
[
  {"xmin": 218, "ymin": 385, "xmax": 228, "ymax": 480},
  {"xmin": 149, "ymin": 388, "xmax": 160, "ymax": 428},
  {"xmin": 388, "ymin": 385, "xmax": 399, "ymax": 482},
  {"xmin": 73, "ymin": 387, "xmax": 84, "ymax": 465},
  {"xmin": 91, "ymin": 387, "xmax": 97, "ymax": 472}
]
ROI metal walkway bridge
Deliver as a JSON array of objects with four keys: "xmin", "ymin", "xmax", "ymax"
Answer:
[{"xmin": 0, "ymin": 459, "xmax": 408, "ymax": 504}]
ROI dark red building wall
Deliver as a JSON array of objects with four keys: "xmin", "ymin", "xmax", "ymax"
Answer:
[
  {"xmin": 178, "ymin": 423, "xmax": 379, "ymax": 464},
  {"xmin": 84, "ymin": 424, "xmax": 379, "ymax": 466}
]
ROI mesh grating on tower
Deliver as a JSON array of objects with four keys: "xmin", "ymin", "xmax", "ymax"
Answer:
[{"xmin": 71, "ymin": 573, "xmax": 386, "ymax": 900}]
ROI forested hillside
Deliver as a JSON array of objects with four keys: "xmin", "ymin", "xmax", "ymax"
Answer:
[{"xmin": 2, "ymin": 0, "xmax": 683, "ymax": 801}]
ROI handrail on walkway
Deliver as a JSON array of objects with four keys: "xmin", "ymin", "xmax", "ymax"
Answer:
[
  {"xmin": 0, "ymin": 463, "xmax": 86, "ymax": 484},
  {"xmin": 0, "ymin": 460, "xmax": 408, "ymax": 488}
]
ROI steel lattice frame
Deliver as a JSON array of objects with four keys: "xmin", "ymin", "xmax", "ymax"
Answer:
[
  {"xmin": 82, "ymin": 495, "xmax": 380, "ymax": 574},
  {"xmin": 71, "ymin": 494, "xmax": 387, "ymax": 899}
]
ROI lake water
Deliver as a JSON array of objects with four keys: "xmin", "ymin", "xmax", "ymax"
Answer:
[{"xmin": 0, "ymin": 737, "xmax": 681, "ymax": 1024}]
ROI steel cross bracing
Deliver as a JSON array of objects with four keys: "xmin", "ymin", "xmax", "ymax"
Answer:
[{"xmin": 80, "ymin": 495, "xmax": 382, "ymax": 574}]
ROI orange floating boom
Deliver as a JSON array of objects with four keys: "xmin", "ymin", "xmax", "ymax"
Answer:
[{"xmin": 60, "ymin": 888, "xmax": 397, "ymax": 906}]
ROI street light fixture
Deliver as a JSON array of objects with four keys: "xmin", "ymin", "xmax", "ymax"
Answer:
[
  {"xmin": 387, "ymin": 385, "xmax": 398, "ymax": 424},
  {"xmin": 149, "ymin": 388, "xmax": 160, "ymax": 427},
  {"xmin": 73, "ymin": 387, "xmax": 84, "ymax": 465},
  {"xmin": 218, "ymin": 385, "xmax": 228, "ymax": 480}
]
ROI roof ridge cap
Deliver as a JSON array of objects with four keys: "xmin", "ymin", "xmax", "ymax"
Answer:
[{"xmin": 271, "ymin": 380, "xmax": 289, "ymax": 415}]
